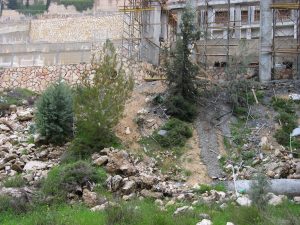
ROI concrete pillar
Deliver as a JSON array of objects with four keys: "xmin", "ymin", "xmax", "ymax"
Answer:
[
  {"xmin": 177, "ymin": 10, "xmax": 182, "ymax": 34},
  {"xmin": 235, "ymin": 4, "xmax": 241, "ymax": 39},
  {"xmin": 207, "ymin": 8, "xmax": 214, "ymax": 39},
  {"xmin": 161, "ymin": 11, "xmax": 168, "ymax": 41},
  {"xmin": 259, "ymin": 0, "xmax": 272, "ymax": 82}
]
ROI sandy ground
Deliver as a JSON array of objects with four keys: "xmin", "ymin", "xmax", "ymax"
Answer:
[{"xmin": 181, "ymin": 129, "xmax": 211, "ymax": 186}]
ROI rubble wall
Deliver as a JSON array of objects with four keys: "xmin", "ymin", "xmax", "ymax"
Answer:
[
  {"xmin": 0, "ymin": 64, "xmax": 94, "ymax": 92},
  {"xmin": 29, "ymin": 15, "xmax": 123, "ymax": 43}
]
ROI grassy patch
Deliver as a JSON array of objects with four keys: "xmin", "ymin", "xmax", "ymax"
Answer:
[
  {"xmin": 2, "ymin": 175, "xmax": 26, "ymax": 188},
  {"xmin": 41, "ymin": 161, "xmax": 107, "ymax": 202},
  {"xmin": 153, "ymin": 118, "xmax": 193, "ymax": 148},
  {"xmin": 271, "ymin": 97, "xmax": 300, "ymax": 151},
  {"xmin": 230, "ymin": 120, "xmax": 251, "ymax": 149},
  {"xmin": 1, "ymin": 199, "xmax": 299, "ymax": 225},
  {"xmin": 194, "ymin": 183, "xmax": 227, "ymax": 194}
]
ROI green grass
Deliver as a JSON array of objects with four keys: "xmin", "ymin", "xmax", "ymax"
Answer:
[
  {"xmin": 271, "ymin": 97, "xmax": 300, "ymax": 151},
  {"xmin": 2, "ymin": 175, "xmax": 26, "ymax": 188},
  {"xmin": 0, "ymin": 199, "xmax": 299, "ymax": 225}
]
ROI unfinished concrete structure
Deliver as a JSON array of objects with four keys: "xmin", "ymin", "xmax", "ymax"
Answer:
[
  {"xmin": 122, "ymin": 0, "xmax": 300, "ymax": 81},
  {"xmin": 1, "ymin": 0, "xmax": 300, "ymax": 82}
]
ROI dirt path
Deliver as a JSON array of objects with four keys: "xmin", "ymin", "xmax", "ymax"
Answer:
[
  {"xmin": 195, "ymin": 107, "xmax": 226, "ymax": 179},
  {"xmin": 181, "ymin": 129, "xmax": 212, "ymax": 186}
]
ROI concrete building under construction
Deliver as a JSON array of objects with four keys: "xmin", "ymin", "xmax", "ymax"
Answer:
[{"xmin": 122, "ymin": 0, "xmax": 300, "ymax": 81}]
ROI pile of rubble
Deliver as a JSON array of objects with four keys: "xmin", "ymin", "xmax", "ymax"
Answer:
[
  {"xmin": 223, "ymin": 136, "xmax": 300, "ymax": 181},
  {"xmin": 0, "ymin": 105, "xmax": 64, "ymax": 184},
  {"xmin": 92, "ymin": 147, "xmax": 189, "ymax": 201}
]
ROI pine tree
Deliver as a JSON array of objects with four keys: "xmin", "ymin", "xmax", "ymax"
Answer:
[
  {"xmin": 72, "ymin": 40, "xmax": 133, "ymax": 157},
  {"xmin": 166, "ymin": 4, "xmax": 200, "ymax": 103},
  {"xmin": 7, "ymin": 0, "xmax": 18, "ymax": 10}
]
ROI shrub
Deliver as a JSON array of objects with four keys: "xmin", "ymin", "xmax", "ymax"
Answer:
[
  {"xmin": 35, "ymin": 81, "xmax": 73, "ymax": 145},
  {"xmin": 249, "ymin": 173, "xmax": 271, "ymax": 209},
  {"xmin": 271, "ymin": 98, "xmax": 295, "ymax": 114},
  {"xmin": 42, "ymin": 161, "xmax": 106, "ymax": 201},
  {"xmin": 165, "ymin": 95, "xmax": 198, "ymax": 122},
  {"xmin": 154, "ymin": 118, "xmax": 192, "ymax": 148},
  {"xmin": 72, "ymin": 40, "xmax": 133, "ymax": 158},
  {"xmin": 2, "ymin": 175, "xmax": 26, "ymax": 188}
]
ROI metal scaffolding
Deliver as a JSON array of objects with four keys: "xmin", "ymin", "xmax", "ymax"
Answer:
[
  {"xmin": 271, "ymin": 0, "xmax": 300, "ymax": 79},
  {"xmin": 120, "ymin": 0, "xmax": 156, "ymax": 61}
]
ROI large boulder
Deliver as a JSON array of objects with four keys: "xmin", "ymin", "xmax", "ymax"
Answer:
[
  {"xmin": 140, "ymin": 189, "xmax": 163, "ymax": 199},
  {"xmin": 267, "ymin": 193, "xmax": 287, "ymax": 206},
  {"xmin": 106, "ymin": 175, "xmax": 123, "ymax": 192},
  {"xmin": 236, "ymin": 196, "xmax": 252, "ymax": 206},
  {"xmin": 23, "ymin": 161, "xmax": 47, "ymax": 172},
  {"xmin": 17, "ymin": 109, "xmax": 33, "ymax": 121},
  {"xmin": 122, "ymin": 180, "xmax": 136, "ymax": 195},
  {"xmin": 105, "ymin": 150, "xmax": 137, "ymax": 176}
]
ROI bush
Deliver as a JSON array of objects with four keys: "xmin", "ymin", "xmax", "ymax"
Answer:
[
  {"xmin": 42, "ymin": 161, "xmax": 106, "ymax": 201},
  {"xmin": 154, "ymin": 118, "xmax": 192, "ymax": 148},
  {"xmin": 2, "ymin": 175, "xmax": 26, "ymax": 188},
  {"xmin": 72, "ymin": 40, "xmax": 133, "ymax": 158},
  {"xmin": 165, "ymin": 95, "xmax": 198, "ymax": 122},
  {"xmin": 271, "ymin": 98, "xmax": 295, "ymax": 114},
  {"xmin": 35, "ymin": 81, "xmax": 73, "ymax": 145},
  {"xmin": 249, "ymin": 173, "xmax": 271, "ymax": 209}
]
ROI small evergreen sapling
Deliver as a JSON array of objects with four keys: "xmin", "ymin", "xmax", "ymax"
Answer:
[
  {"xmin": 72, "ymin": 40, "xmax": 133, "ymax": 157},
  {"xmin": 35, "ymin": 81, "xmax": 73, "ymax": 145}
]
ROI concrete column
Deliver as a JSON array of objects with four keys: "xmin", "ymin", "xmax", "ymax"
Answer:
[
  {"xmin": 259, "ymin": 0, "xmax": 272, "ymax": 82},
  {"xmin": 235, "ymin": 4, "xmax": 241, "ymax": 39},
  {"xmin": 177, "ymin": 10, "xmax": 182, "ymax": 34},
  {"xmin": 207, "ymin": 8, "xmax": 214, "ymax": 39},
  {"xmin": 161, "ymin": 11, "xmax": 168, "ymax": 41}
]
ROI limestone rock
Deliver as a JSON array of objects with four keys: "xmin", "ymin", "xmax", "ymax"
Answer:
[
  {"xmin": 82, "ymin": 189, "xmax": 98, "ymax": 207},
  {"xmin": 140, "ymin": 189, "xmax": 163, "ymax": 199},
  {"xmin": 106, "ymin": 175, "xmax": 123, "ymax": 192},
  {"xmin": 196, "ymin": 219, "xmax": 213, "ymax": 225},
  {"xmin": 173, "ymin": 206, "xmax": 193, "ymax": 215},
  {"xmin": 17, "ymin": 109, "xmax": 33, "ymax": 121},
  {"xmin": 23, "ymin": 161, "xmax": 47, "ymax": 171},
  {"xmin": 93, "ymin": 155, "xmax": 109, "ymax": 166},
  {"xmin": 267, "ymin": 193, "xmax": 287, "ymax": 206},
  {"xmin": 122, "ymin": 180, "xmax": 136, "ymax": 195},
  {"xmin": 236, "ymin": 196, "xmax": 252, "ymax": 206},
  {"xmin": 105, "ymin": 150, "xmax": 137, "ymax": 176}
]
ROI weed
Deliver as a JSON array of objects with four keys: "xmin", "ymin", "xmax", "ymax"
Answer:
[
  {"xmin": 153, "ymin": 118, "xmax": 193, "ymax": 148},
  {"xmin": 2, "ymin": 175, "xmax": 26, "ymax": 188}
]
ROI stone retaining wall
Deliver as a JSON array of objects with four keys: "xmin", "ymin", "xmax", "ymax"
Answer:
[
  {"xmin": 0, "ymin": 64, "xmax": 94, "ymax": 92},
  {"xmin": 30, "ymin": 15, "xmax": 123, "ymax": 43}
]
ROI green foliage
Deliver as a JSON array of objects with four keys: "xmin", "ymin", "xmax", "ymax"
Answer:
[
  {"xmin": 0, "ymin": 88, "xmax": 36, "ymax": 115},
  {"xmin": 165, "ymin": 5, "xmax": 201, "ymax": 122},
  {"xmin": 35, "ymin": 81, "xmax": 73, "ymax": 145},
  {"xmin": 226, "ymin": 80, "xmax": 261, "ymax": 118},
  {"xmin": 72, "ymin": 40, "xmax": 133, "ymax": 158},
  {"xmin": 271, "ymin": 97, "xmax": 295, "ymax": 114},
  {"xmin": 59, "ymin": 0, "xmax": 94, "ymax": 11},
  {"xmin": 2, "ymin": 175, "xmax": 26, "ymax": 188},
  {"xmin": 195, "ymin": 183, "xmax": 226, "ymax": 194},
  {"xmin": 272, "ymin": 98, "xmax": 300, "ymax": 149},
  {"xmin": 230, "ymin": 120, "xmax": 251, "ymax": 148},
  {"xmin": 165, "ymin": 95, "xmax": 198, "ymax": 122},
  {"xmin": 249, "ymin": 173, "xmax": 271, "ymax": 209},
  {"xmin": 154, "ymin": 118, "xmax": 192, "ymax": 148},
  {"xmin": 41, "ymin": 161, "xmax": 106, "ymax": 201},
  {"xmin": 17, "ymin": 2, "xmax": 47, "ymax": 15},
  {"xmin": 1, "ymin": 198, "xmax": 300, "ymax": 225},
  {"xmin": 7, "ymin": 0, "xmax": 18, "ymax": 9}
]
